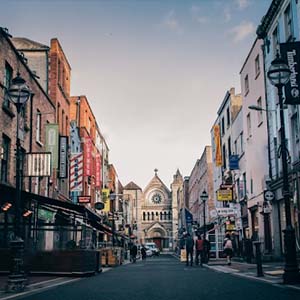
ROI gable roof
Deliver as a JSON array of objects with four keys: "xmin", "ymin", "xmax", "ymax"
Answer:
[
  {"xmin": 11, "ymin": 37, "xmax": 49, "ymax": 51},
  {"xmin": 144, "ymin": 174, "xmax": 170, "ymax": 194},
  {"xmin": 124, "ymin": 181, "xmax": 142, "ymax": 190}
]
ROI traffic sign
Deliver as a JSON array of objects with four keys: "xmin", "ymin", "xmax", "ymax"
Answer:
[{"xmin": 264, "ymin": 190, "xmax": 275, "ymax": 201}]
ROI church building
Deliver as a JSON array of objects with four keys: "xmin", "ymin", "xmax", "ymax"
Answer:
[{"xmin": 124, "ymin": 169, "xmax": 183, "ymax": 251}]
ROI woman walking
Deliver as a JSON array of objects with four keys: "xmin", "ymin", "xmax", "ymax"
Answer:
[{"xmin": 223, "ymin": 233, "xmax": 233, "ymax": 265}]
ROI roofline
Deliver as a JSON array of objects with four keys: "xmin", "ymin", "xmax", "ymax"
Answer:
[
  {"xmin": 217, "ymin": 91, "xmax": 230, "ymax": 115},
  {"xmin": 256, "ymin": 0, "xmax": 284, "ymax": 39},
  {"xmin": 239, "ymin": 38, "xmax": 260, "ymax": 74},
  {"xmin": 51, "ymin": 38, "xmax": 72, "ymax": 70},
  {"xmin": 1, "ymin": 28, "xmax": 55, "ymax": 110}
]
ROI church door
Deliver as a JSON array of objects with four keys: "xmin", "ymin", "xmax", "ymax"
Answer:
[{"xmin": 153, "ymin": 238, "xmax": 162, "ymax": 250}]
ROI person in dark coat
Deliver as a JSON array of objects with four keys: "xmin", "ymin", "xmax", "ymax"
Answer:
[
  {"xmin": 141, "ymin": 245, "xmax": 147, "ymax": 260},
  {"xmin": 185, "ymin": 233, "xmax": 194, "ymax": 266},
  {"xmin": 130, "ymin": 242, "xmax": 138, "ymax": 263}
]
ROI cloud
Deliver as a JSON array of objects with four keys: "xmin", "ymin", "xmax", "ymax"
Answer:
[
  {"xmin": 162, "ymin": 10, "xmax": 183, "ymax": 34},
  {"xmin": 228, "ymin": 21, "xmax": 255, "ymax": 43},
  {"xmin": 190, "ymin": 5, "xmax": 209, "ymax": 24},
  {"xmin": 224, "ymin": 7, "xmax": 231, "ymax": 22},
  {"xmin": 235, "ymin": 0, "xmax": 251, "ymax": 10}
]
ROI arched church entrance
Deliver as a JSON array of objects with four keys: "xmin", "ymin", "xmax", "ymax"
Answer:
[{"xmin": 147, "ymin": 228, "xmax": 168, "ymax": 250}]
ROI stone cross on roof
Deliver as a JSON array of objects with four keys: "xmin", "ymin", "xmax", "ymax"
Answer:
[{"xmin": 154, "ymin": 168, "xmax": 158, "ymax": 176}]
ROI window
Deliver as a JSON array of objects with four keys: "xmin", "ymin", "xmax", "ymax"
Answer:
[
  {"xmin": 228, "ymin": 137, "xmax": 231, "ymax": 157},
  {"xmin": 222, "ymin": 144, "xmax": 227, "ymax": 169},
  {"xmin": 255, "ymin": 55, "xmax": 260, "ymax": 77},
  {"xmin": 257, "ymin": 97, "xmax": 263, "ymax": 125},
  {"xmin": 1, "ymin": 135, "xmax": 10, "ymax": 183},
  {"xmin": 244, "ymin": 74, "xmax": 249, "ymax": 95},
  {"xmin": 62, "ymin": 110, "xmax": 65, "ymax": 134},
  {"xmin": 284, "ymin": 4, "xmax": 293, "ymax": 41},
  {"xmin": 221, "ymin": 117, "xmax": 225, "ymax": 136},
  {"xmin": 272, "ymin": 27, "xmax": 279, "ymax": 57},
  {"xmin": 234, "ymin": 140, "xmax": 237, "ymax": 155},
  {"xmin": 226, "ymin": 107, "xmax": 230, "ymax": 127},
  {"xmin": 57, "ymin": 103, "xmax": 60, "ymax": 124},
  {"xmin": 247, "ymin": 113, "xmax": 252, "ymax": 137},
  {"xmin": 36, "ymin": 110, "xmax": 42, "ymax": 143},
  {"xmin": 250, "ymin": 178, "xmax": 253, "ymax": 194},
  {"xmin": 3, "ymin": 62, "xmax": 13, "ymax": 108},
  {"xmin": 291, "ymin": 113, "xmax": 300, "ymax": 161},
  {"xmin": 240, "ymin": 132, "xmax": 244, "ymax": 153}
]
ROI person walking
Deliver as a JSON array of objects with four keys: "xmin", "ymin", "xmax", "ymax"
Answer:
[
  {"xmin": 185, "ymin": 233, "xmax": 194, "ymax": 266},
  {"xmin": 130, "ymin": 242, "xmax": 138, "ymax": 263},
  {"xmin": 195, "ymin": 235, "xmax": 204, "ymax": 266},
  {"xmin": 223, "ymin": 233, "xmax": 233, "ymax": 265},
  {"xmin": 141, "ymin": 245, "xmax": 147, "ymax": 260},
  {"xmin": 203, "ymin": 235, "xmax": 211, "ymax": 264}
]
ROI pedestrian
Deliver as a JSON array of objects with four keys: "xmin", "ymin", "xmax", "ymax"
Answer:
[
  {"xmin": 223, "ymin": 233, "xmax": 233, "ymax": 265},
  {"xmin": 195, "ymin": 235, "xmax": 204, "ymax": 266},
  {"xmin": 130, "ymin": 241, "xmax": 138, "ymax": 263},
  {"xmin": 185, "ymin": 233, "xmax": 194, "ymax": 266},
  {"xmin": 141, "ymin": 245, "xmax": 147, "ymax": 260},
  {"xmin": 203, "ymin": 235, "xmax": 211, "ymax": 264}
]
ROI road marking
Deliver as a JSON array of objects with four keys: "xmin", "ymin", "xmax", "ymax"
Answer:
[
  {"xmin": 0, "ymin": 278, "xmax": 82, "ymax": 300},
  {"xmin": 28, "ymin": 277, "xmax": 64, "ymax": 287}
]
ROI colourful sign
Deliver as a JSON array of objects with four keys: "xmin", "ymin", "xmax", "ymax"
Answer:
[
  {"xmin": 70, "ymin": 153, "xmax": 83, "ymax": 192},
  {"xmin": 45, "ymin": 124, "xmax": 59, "ymax": 168},
  {"xmin": 84, "ymin": 136, "xmax": 92, "ymax": 176},
  {"xmin": 214, "ymin": 125, "xmax": 222, "ymax": 167},
  {"xmin": 102, "ymin": 188, "xmax": 110, "ymax": 212},
  {"xmin": 78, "ymin": 196, "xmax": 91, "ymax": 203},
  {"xmin": 95, "ymin": 152, "xmax": 101, "ymax": 188},
  {"xmin": 217, "ymin": 189, "xmax": 233, "ymax": 201}
]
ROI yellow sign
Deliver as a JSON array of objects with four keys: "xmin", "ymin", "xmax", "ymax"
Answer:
[
  {"xmin": 214, "ymin": 125, "xmax": 222, "ymax": 167},
  {"xmin": 102, "ymin": 189, "xmax": 110, "ymax": 212},
  {"xmin": 217, "ymin": 189, "xmax": 233, "ymax": 201},
  {"xmin": 226, "ymin": 224, "xmax": 235, "ymax": 231}
]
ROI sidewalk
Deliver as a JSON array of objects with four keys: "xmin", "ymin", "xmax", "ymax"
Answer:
[{"xmin": 204, "ymin": 258, "xmax": 300, "ymax": 290}]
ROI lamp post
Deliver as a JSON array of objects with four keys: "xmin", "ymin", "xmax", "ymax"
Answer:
[
  {"xmin": 6, "ymin": 73, "xmax": 31, "ymax": 292},
  {"xmin": 267, "ymin": 53, "xmax": 299, "ymax": 284},
  {"xmin": 200, "ymin": 190, "xmax": 208, "ymax": 238}
]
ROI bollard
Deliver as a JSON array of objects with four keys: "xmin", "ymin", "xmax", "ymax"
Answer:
[{"xmin": 253, "ymin": 241, "xmax": 264, "ymax": 277}]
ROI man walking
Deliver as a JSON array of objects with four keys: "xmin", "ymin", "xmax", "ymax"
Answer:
[
  {"xmin": 185, "ymin": 233, "xmax": 194, "ymax": 266},
  {"xmin": 195, "ymin": 235, "xmax": 204, "ymax": 266}
]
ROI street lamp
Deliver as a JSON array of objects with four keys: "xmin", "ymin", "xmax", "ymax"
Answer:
[
  {"xmin": 267, "ymin": 53, "xmax": 299, "ymax": 284},
  {"xmin": 200, "ymin": 190, "xmax": 208, "ymax": 238},
  {"xmin": 6, "ymin": 73, "xmax": 31, "ymax": 292}
]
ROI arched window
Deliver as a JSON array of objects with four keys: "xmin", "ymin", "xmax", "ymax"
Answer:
[
  {"xmin": 156, "ymin": 212, "xmax": 158, "ymax": 216},
  {"xmin": 147, "ymin": 212, "xmax": 150, "ymax": 221},
  {"xmin": 151, "ymin": 212, "xmax": 154, "ymax": 220},
  {"xmin": 160, "ymin": 212, "xmax": 162, "ymax": 220},
  {"xmin": 164, "ymin": 212, "xmax": 167, "ymax": 221},
  {"xmin": 143, "ymin": 212, "xmax": 146, "ymax": 221},
  {"xmin": 168, "ymin": 211, "xmax": 171, "ymax": 220}
]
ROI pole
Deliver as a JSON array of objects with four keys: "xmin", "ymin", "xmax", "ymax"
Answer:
[
  {"xmin": 278, "ymin": 85, "xmax": 299, "ymax": 284},
  {"xmin": 6, "ymin": 102, "xmax": 26, "ymax": 292},
  {"xmin": 203, "ymin": 201, "xmax": 206, "ymax": 238}
]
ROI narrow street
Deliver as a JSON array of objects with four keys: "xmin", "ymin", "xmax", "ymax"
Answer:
[{"xmin": 13, "ymin": 255, "xmax": 300, "ymax": 300}]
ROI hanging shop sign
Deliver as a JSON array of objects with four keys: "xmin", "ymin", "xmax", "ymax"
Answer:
[
  {"xmin": 45, "ymin": 124, "xmax": 59, "ymax": 168},
  {"xmin": 217, "ymin": 189, "xmax": 233, "ymax": 201},
  {"xmin": 70, "ymin": 152, "xmax": 83, "ymax": 192},
  {"xmin": 95, "ymin": 152, "xmax": 101, "ymax": 188},
  {"xmin": 102, "ymin": 188, "xmax": 110, "ymax": 212},
  {"xmin": 59, "ymin": 136, "xmax": 68, "ymax": 178},
  {"xmin": 78, "ymin": 196, "xmax": 91, "ymax": 203},
  {"xmin": 280, "ymin": 42, "xmax": 300, "ymax": 105},
  {"xmin": 229, "ymin": 155, "xmax": 239, "ymax": 170},
  {"xmin": 26, "ymin": 152, "xmax": 51, "ymax": 177},
  {"xmin": 213, "ymin": 125, "xmax": 222, "ymax": 167},
  {"xmin": 217, "ymin": 208, "xmax": 237, "ymax": 216},
  {"xmin": 84, "ymin": 136, "xmax": 92, "ymax": 176}
]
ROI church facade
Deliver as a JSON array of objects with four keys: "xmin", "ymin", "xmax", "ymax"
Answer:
[{"xmin": 124, "ymin": 169, "xmax": 183, "ymax": 251}]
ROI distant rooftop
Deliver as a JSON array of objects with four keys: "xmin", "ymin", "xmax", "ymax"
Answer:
[
  {"xmin": 124, "ymin": 181, "xmax": 142, "ymax": 190},
  {"xmin": 11, "ymin": 37, "xmax": 49, "ymax": 51}
]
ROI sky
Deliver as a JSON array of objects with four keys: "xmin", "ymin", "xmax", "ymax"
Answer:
[{"xmin": 1, "ymin": 0, "xmax": 272, "ymax": 189}]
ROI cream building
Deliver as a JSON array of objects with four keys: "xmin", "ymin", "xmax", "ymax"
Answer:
[{"xmin": 124, "ymin": 169, "xmax": 183, "ymax": 251}]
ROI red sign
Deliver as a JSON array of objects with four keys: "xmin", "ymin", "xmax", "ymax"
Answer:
[
  {"xmin": 84, "ymin": 137, "xmax": 92, "ymax": 176},
  {"xmin": 78, "ymin": 196, "xmax": 91, "ymax": 203},
  {"xmin": 95, "ymin": 152, "xmax": 101, "ymax": 188}
]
